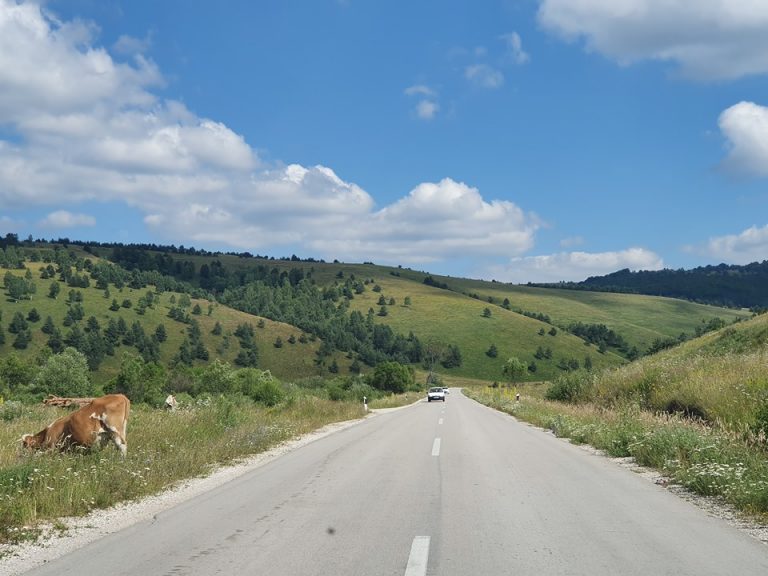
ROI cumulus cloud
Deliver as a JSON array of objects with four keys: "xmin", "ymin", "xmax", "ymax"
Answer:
[
  {"xmin": 490, "ymin": 248, "xmax": 664, "ymax": 284},
  {"xmin": 0, "ymin": 2, "xmax": 543, "ymax": 268},
  {"xmin": 538, "ymin": 0, "xmax": 768, "ymax": 81},
  {"xmin": 38, "ymin": 210, "xmax": 96, "ymax": 229},
  {"xmin": 465, "ymin": 64, "xmax": 504, "ymax": 88},
  {"xmin": 311, "ymin": 178, "xmax": 540, "ymax": 264},
  {"xmin": 718, "ymin": 101, "xmax": 768, "ymax": 177},
  {"xmin": 693, "ymin": 224, "xmax": 768, "ymax": 265}
]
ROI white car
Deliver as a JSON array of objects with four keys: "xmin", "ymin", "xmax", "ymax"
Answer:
[{"xmin": 427, "ymin": 387, "xmax": 446, "ymax": 402}]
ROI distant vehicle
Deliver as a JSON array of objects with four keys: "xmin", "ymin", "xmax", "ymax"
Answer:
[
  {"xmin": 427, "ymin": 387, "xmax": 446, "ymax": 402},
  {"xmin": 442, "ymin": 387, "xmax": 450, "ymax": 394}
]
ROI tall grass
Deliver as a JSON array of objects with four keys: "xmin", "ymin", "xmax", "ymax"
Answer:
[
  {"xmin": 549, "ymin": 348, "xmax": 768, "ymax": 437},
  {"xmin": 0, "ymin": 395, "xmax": 364, "ymax": 545}
]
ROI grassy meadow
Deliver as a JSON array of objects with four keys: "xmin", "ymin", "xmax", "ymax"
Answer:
[{"xmin": 433, "ymin": 278, "xmax": 751, "ymax": 352}]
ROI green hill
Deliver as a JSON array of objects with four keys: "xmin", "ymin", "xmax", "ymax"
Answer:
[
  {"xmin": 0, "ymin": 260, "xmax": 351, "ymax": 388},
  {"xmin": 438, "ymin": 278, "xmax": 750, "ymax": 352},
  {"xmin": 0, "ymin": 240, "xmax": 754, "ymax": 392}
]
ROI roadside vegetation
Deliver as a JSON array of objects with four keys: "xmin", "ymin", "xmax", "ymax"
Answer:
[
  {"xmin": 466, "ymin": 312, "xmax": 768, "ymax": 520},
  {"xmin": 0, "ymin": 362, "xmax": 418, "ymax": 547}
]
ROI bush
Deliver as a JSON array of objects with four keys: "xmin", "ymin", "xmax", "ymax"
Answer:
[
  {"xmin": 32, "ymin": 347, "xmax": 97, "ymax": 398},
  {"xmin": 238, "ymin": 369, "xmax": 285, "ymax": 407},
  {"xmin": 110, "ymin": 354, "xmax": 165, "ymax": 405},
  {"xmin": 368, "ymin": 362, "xmax": 414, "ymax": 393},
  {"xmin": 545, "ymin": 371, "xmax": 593, "ymax": 403}
]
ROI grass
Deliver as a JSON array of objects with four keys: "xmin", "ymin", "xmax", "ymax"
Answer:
[
  {"xmin": 0, "ymin": 394, "xmax": 365, "ymax": 545},
  {"xmin": 367, "ymin": 392, "xmax": 419, "ymax": 409},
  {"xmin": 444, "ymin": 280, "xmax": 751, "ymax": 352}
]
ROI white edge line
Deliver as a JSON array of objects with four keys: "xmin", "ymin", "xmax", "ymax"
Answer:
[{"xmin": 405, "ymin": 535, "xmax": 430, "ymax": 576}]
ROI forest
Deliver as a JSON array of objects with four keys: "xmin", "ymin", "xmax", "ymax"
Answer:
[{"xmin": 529, "ymin": 261, "xmax": 768, "ymax": 309}]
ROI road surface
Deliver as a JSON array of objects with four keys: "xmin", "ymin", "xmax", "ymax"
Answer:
[{"xmin": 21, "ymin": 390, "xmax": 768, "ymax": 575}]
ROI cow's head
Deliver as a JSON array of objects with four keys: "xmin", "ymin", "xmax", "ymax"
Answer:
[{"xmin": 21, "ymin": 431, "xmax": 44, "ymax": 450}]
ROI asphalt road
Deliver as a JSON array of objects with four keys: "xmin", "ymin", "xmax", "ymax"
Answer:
[{"xmin": 22, "ymin": 390, "xmax": 768, "ymax": 575}]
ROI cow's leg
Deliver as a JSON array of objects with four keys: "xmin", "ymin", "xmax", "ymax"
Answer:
[
  {"xmin": 111, "ymin": 434, "xmax": 127, "ymax": 457},
  {"xmin": 91, "ymin": 413, "xmax": 128, "ymax": 457}
]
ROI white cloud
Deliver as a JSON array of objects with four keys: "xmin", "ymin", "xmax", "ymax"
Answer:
[
  {"xmin": 718, "ymin": 101, "xmax": 768, "ymax": 177},
  {"xmin": 0, "ymin": 1, "xmax": 541, "ymax": 270},
  {"xmin": 404, "ymin": 85, "xmax": 435, "ymax": 97},
  {"xmin": 310, "ymin": 178, "xmax": 540, "ymax": 264},
  {"xmin": 405, "ymin": 84, "xmax": 439, "ymax": 120},
  {"xmin": 501, "ymin": 32, "xmax": 530, "ymax": 65},
  {"xmin": 490, "ymin": 247, "xmax": 664, "ymax": 283},
  {"xmin": 416, "ymin": 100, "xmax": 439, "ymax": 120},
  {"xmin": 465, "ymin": 64, "xmax": 504, "ymax": 88},
  {"xmin": 113, "ymin": 34, "xmax": 151, "ymax": 56},
  {"xmin": 559, "ymin": 236, "xmax": 584, "ymax": 248},
  {"xmin": 38, "ymin": 210, "xmax": 96, "ymax": 229},
  {"xmin": 695, "ymin": 224, "xmax": 768, "ymax": 265},
  {"xmin": 0, "ymin": 2, "xmax": 161, "ymax": 122},
  {"xmin": 538, "ymin": 0, "xmax": 768, "ymax": 80}
]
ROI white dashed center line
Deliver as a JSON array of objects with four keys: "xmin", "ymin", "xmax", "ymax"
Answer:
[
  {"xmin": 431, "ymin": 438, "xmax": 441, "ymax": 456},
  {"xmin": 404, "ymin": 536, "xmax": 431, "ymax": 576},
  {"xmin": 438, "ymin": 418, "xmax": 444, "ymax": 425}
]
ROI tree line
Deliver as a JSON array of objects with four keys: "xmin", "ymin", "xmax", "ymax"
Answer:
[{"xmin": 528, "ymin": 262, "xmax": 768, "ymax": 309}]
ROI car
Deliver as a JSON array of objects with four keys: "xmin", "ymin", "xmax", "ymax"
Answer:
[
  {"xmin": 442, "ymin": 387, "xmax": 450, "ymax": 394},
  {"xmin": 427, "ymin": 387, "xmax": 446, "ymax": 402}
]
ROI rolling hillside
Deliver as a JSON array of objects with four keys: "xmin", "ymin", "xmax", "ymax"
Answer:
[
  {"xmin": 215, "ymin": 257, "xmax": 749, "ymax": 364},
  {"xmin": 0, "ymin": 240, "xmax": 754, "ymax": 389},
  {"xmin": 0, "ymin": 260, "xmax": 352, "ymax": 387}
]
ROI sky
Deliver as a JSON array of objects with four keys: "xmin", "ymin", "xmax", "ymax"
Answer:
[{"xmin": 1, "ymin": 0, "xmax": 767, "ymax": 283}]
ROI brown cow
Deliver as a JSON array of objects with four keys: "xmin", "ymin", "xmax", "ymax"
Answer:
[{"xmin": 22, "ymin": 394, "xmax": 130, "ymax": 457}]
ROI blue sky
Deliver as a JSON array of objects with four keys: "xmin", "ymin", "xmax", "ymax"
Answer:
[{"xmin": 1, "ymin": 0, "xmax": 767, "ymax": 283}]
